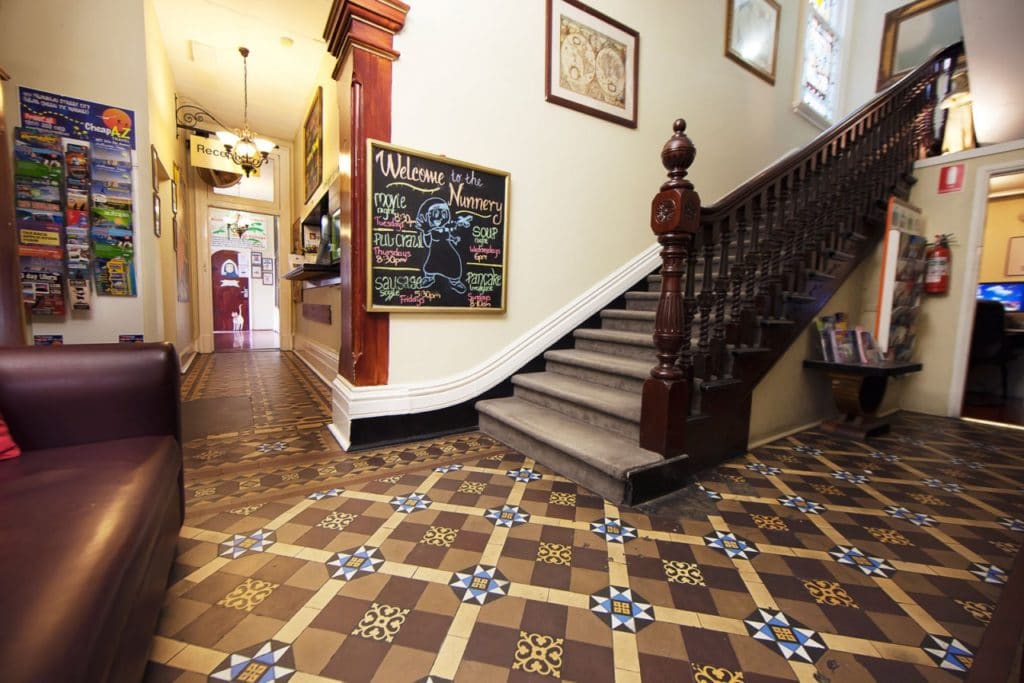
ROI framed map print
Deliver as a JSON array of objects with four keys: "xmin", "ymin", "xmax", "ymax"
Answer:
[{"xmin": 545, "ymin": 0, "xmax": 639, "ymax": 128}]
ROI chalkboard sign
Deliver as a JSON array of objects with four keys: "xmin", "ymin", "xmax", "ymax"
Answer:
[{"xmin": 367, "ymin": 140, "xmax": 510, "ymax": 312}]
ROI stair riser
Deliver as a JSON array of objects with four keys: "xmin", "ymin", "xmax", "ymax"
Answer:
[
  {"xmin": 478, "ymin": 413, "xmax": 628, "ymax": 504},
  {"xmin": 576, "ymin": 338, "xmax": 655, "ymax": 362},
  {"xmin": 625, "ymin": 298, "xmax": 658, "ymax": 312},
  {"xmin": 513, "ymin": 386, "xmax": 640, "ymax": 441},
  {"xmin": 546, "ymin": 360, "xmax": 646, "ymax": 395},
  {"xmin": 602, "ymin": 317, "xmax": 655, "ymax": 334}
]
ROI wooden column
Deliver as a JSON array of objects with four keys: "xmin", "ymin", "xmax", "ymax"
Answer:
[
  {"xmin": 323, "ymin": 0, "xmax": 409, "ymax": 385},
  {"xmin": 0, "ymin": 67, "xmax": 26, "ymax": 345},
  {"xmin": 640, "ymin": 120, "xmax": 701, "ymax": 457}
]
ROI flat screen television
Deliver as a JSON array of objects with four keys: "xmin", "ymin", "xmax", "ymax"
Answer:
[{"xmin": 977, "ymin": 282, "xmax": 1024, "ymax": 312}]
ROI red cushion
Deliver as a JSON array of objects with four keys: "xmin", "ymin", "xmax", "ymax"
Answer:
[{"xmin": 0, "ymin": 413, "xmax": 21, "ymax": 460}]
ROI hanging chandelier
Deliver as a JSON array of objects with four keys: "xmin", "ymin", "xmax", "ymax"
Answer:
[{"xmin": 215, "ymin": 47, "xmax": 274, "ymax": 177}]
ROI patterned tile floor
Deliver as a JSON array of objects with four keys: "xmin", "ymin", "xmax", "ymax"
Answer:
[{"xmin": 147, "ymin": 352, "xmax": 1024, "ymax": 682}]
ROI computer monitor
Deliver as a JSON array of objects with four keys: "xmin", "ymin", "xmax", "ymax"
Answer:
[{"xmin": 977, "ymin": 282, "xmax": 1024, "ymax": 312}]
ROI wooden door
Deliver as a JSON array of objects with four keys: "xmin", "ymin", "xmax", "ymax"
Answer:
[{"xmin": 211, "ymin": 250, "xmax": 249, "ymax": 331}]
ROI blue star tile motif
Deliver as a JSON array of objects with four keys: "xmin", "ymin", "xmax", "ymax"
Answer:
[
  {"xmin": 870, "ymin": 451, "xmax": 900, "ymax": 463},
  {"xmin": 433, "ymin": 463, "xmax": 463, "ymax": 473},
  {"xmin": 948, "ymin": 456, "xmax": 967, "ymax": 465},
  {"xmin": 590, "ymin": 586, "xmax": 655, "ymax": 633},
  {"xmin": 998, "ymin": 517, "xmax": 1024, "ymax": 532},
  {"xmin": 704, "ymin": 531, "xmax": 759, "ymax": 560},
  {"xmin": 506, "ymin": 467, "xmax": 542, "ymax": 483},
  {"xmin": 210, "ymin": 640, "xmax": 295, "ymax": 682},
  {"xmin": 256, "ymin": 441, "xmax": 288, "ymax": 454},
  {"xmin": 968, "ymin": 562, "xmax": 1007, "ymax": 585},
  {"xmin": 326, "ymin": 545, "xmax": 385, "ymax": 581},
  {"xmin": 831, "ymin": 470, "xmax": 869, "ymax": 484},
  {"xmin": 922, "ymin": 478, "xmax": 944, "ymax": 488},
  {"xmin": 484, "ymin": 504, "xmax": 530, "ymax": 528},
  {"xmin": 778, "ymin": 495, "xmax": 826, "ymax": 515},
  {"xmin": 307, "ymin": 488, "xmax": 343, "ymax": 500},
  {"xmin": 449, "ymin": 565, "xmax": 510, "ymax": 605},
  {"xmin": 747, "ymin": 463, "xmax": 782, "ymax": 476},
  {"xmin": 829, "ymin": 545, "xmax": 895, "ymax": 578},
  {"xmin": 390, "ymin": 492, "xmax": 432, "ymax": 513},
  {"xmin": 219, "ymin": 529, "xmax": 275, "ymax": 559},
  {"xmin": 793, "ymin": 445, "xmax": 823, "ymax": 456},
  {"xmin": 698, "ymin": 484, "xmax": 723, "ymax": 501},
  {"xmin": 885, "ymin": 506, "xmax": 936, "ymax": 527},
  {"xmin": 966, "ymin": 461, "xmax": 985, "ymax": 470},
  {"xmin": 744, "ymin": 608, "xmax": 827, "ymax": 664},
  {"xmin": 898, "ymin": 436, "xmax": 926, "ymax": 446},
  {"xmin": 942, "ymin": 482, "xmax": 964, "ymax": 493},
  {"xmin": 590, "ymin": 517, "xmax": 638, "ymax": 544},
  {"xmin": 922, "ymin": 634, "xmax": 974, "ymax": 674}
]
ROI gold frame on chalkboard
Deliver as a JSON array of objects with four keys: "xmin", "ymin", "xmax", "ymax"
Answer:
[{"xmin": 365, "ymin": 138, "xmax": 511, "ymax": 314}]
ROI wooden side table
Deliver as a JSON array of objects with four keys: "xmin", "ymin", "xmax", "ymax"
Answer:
[{"xmin": 803, "ymin": 360, "xmax": 923, "ymax": 439}]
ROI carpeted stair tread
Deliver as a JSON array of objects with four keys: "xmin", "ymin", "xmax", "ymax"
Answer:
[
  {"xmin": 601, "ymin": 309, "xmax": 655, "ymax": 321},
  {"xmin": 476, "ymin": 397, "xmax": 661, "ymax": 480},
  {"xmin": 512, "ymin": 372, "xmax": 641, "ymax": 422},
  {"xmin": 574, "ymin": 328, "xmax": 655, "ymax": 348}
]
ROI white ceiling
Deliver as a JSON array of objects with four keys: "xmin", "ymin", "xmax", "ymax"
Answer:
[
  {"xmin": 989, "ymin": 172, "xmax": 1024, "ymax": 198},
  {"xmin": 152, "ymin": 0, "xmax": 332, "ymax": 141}
]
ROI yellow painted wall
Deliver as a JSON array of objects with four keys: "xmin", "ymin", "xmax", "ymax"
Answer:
[
  {"xmin": 145, "ymin": 0, "xmax": 197, "ymax": 361},
  {"xmin": 979, "ymin": 195, "xmax": 1024, "ymax": 283}
]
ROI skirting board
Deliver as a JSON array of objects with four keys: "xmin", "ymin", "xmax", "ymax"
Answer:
[
  {"xmin": 294, "ymin": 336, "xmax": 340, "ymax": 388},
  {"xmin": 334, "ymin": 244, "xmax": 660, "ymax": 426},
  {"xmin": 178, "ymin": 343, "xmax": 197, "ymax": 374}
]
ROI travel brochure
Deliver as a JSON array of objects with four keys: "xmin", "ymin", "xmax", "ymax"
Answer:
[
  {"xmin": 16, "ymin": 87, "xmax": 138, "ymax": 317},
  {"xmin": 815, "ymin": 313, "xmax": 885, "ymax": 365}
]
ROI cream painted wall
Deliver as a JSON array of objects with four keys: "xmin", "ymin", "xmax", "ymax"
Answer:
[
  {"xmin": 0, "ymin": 0, "xmax": 161, "ymax": 344},
  {"xmin": 843, "ymin": 0, "xmax": 909, "ymax": 118},
  {"xmin": 145, "ymin": 0, "xmax": 197, "ymax": 360},
  {"xmin": 749, "ymin": 264, "xmax": 871, "ymax": 442},
  {"xmin": 296, "ymin": 284, "xmax": 340, "ymax": 351},
  {"xmin": 874, "ymin": 146, "xmax": 1024, "ymax": 415},
  {"xmin": 387, "ymin": 0, "xmax": 822, "ymax": 385},
  {"xmin": 979, "ymin": 195, "xmax": 1024, "ymax": 283}
]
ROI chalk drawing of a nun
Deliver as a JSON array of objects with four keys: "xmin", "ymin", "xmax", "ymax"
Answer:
[{"xmin": 415, "ymin": 197, "xmax": 468, "ymax": 294}]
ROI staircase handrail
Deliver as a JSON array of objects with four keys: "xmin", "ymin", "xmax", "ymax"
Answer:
[{"xmin": 701, "ymin": 41, "xmax": 962, "ymax": 222}]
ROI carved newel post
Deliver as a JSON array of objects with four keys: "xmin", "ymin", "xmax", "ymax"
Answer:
[{"xmin": 640, "ymin": 119, "xmax": 701, "ymax": 457}]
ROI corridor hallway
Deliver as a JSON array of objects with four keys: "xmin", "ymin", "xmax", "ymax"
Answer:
[{"xmin": 148, "ymin": 351, "xmax": 1024, "ymax": 682}]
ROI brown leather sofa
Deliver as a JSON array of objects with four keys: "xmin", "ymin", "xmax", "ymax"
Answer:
[{"xmin": 0, "ymin": 343, "xmax": 184, "ymax": 683}]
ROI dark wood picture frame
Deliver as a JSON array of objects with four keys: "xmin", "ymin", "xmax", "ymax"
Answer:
[
  {"xmin": 303, "ymin": 86, "xmax": 323, "ymax": 202},
  {"xmin": 152, "ymin": 192, "xmax": 161, "ymax": 238},
  {"xmin": 150, "ymin": 144, "xmax": 160, "ymax": 192},
  {"xmin": 725, "ymin": 0, "xmax": 781, "ymax": 86},
  {"xmin": 876, "ymin": 0, "xmax": 958, "ymax": 91},
  {"xmin": 545, "ymin": 0, "xmax": 639, "ymax": 129}
]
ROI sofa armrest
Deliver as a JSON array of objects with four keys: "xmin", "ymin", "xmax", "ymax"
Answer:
[{"xmin": 0, "ymin": 343, "xmax": 181, "ymax": 451}]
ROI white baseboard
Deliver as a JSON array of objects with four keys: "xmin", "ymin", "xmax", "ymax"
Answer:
[
  {"xmin": 178, "ymin": 342, "xmax": 197, "ymax": 374},
  {"xmin": 334, "ymin": 244, "xmax": 661, "ymax": 422},
  {"xmin": 294, "ymin": 336, "xmax": 340, "ymax": 387}
]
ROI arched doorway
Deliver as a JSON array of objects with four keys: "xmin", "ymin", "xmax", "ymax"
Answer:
[{"xmin": 211, "ymin": 249, "xmax": 249, "ymax": 333}]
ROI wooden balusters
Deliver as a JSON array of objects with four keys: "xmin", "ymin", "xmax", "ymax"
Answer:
[
  {"xmin": 712, "ymin": 218, "xmax": 731, "ymax": 377},
  {"xmin": 640, "ymin": 119, "xmax": 701, "ymax": 457}
]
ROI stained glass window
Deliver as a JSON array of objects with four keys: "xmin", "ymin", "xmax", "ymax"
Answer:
[{"xmin": 798, "ymin": 0, "xmax": 845, "ymax": 125}]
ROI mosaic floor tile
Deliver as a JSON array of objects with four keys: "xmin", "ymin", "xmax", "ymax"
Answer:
[
  {"xmin": 160, "ymin": 355, "xmax": 1024, "ymax": 682},
  {"xmin": 921, "ymin": 634, "xmax": 974, "ymax": 674},
  {"xmin": 589, "ymin": 517, "xmax": 638, "ymax": 544},
  {"xmin": 744, "ymin": 608, "xmax": 827, "ymax": 664},
  {"xmin": 450, "ymin": 565, "xmax": 510, "ymax": 605},
  {"xmin": 828, "ymin": 546, "xmax": 896, "ymax": 578},
  {"xmin": 704, "ymin": 531, "xmax": 759, "ymax": 560},
  {"xmin": 326, "ymin": 546, "xmax": 385, "ymax": 581},
  {"xmin": 220, "ymin": 530, "xmax": 275, "ymax": 559},
  {"xmin": 209, "ymin": 640, "xmax": 295, "ymax": 683},
  {"xmin": 589, "ymin": 586, "xmax": 655, "ymax": 633}
]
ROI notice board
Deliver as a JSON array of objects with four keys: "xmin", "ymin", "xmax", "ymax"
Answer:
[{"xmin": 367, "ymin": 140, "xmax": 509, "ymax": 312}]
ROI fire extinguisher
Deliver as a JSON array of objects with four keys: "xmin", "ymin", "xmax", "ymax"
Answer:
[{"xmin": 925, "ymin": 233, "xmax": 953, "ymax": 294}]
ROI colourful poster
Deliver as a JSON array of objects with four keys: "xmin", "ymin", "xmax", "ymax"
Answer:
[{"xmin": 19, "ymin": 87, "xmax": 135, "ymax": 150}]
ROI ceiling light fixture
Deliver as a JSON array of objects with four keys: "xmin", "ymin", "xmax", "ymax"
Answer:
[{"xmin": 216, "ymin": 47, "xmax": 275, "ymax": 177}]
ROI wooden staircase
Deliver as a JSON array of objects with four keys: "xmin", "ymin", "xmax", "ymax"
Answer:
[{"xmin": 478, "ymin": 44, "xmax": 962, "ymax": 506}]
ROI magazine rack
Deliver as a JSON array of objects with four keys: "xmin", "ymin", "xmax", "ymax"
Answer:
[{"xmin": 803, "ymin": 360, "xmax": 922, "ymax": 439}]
